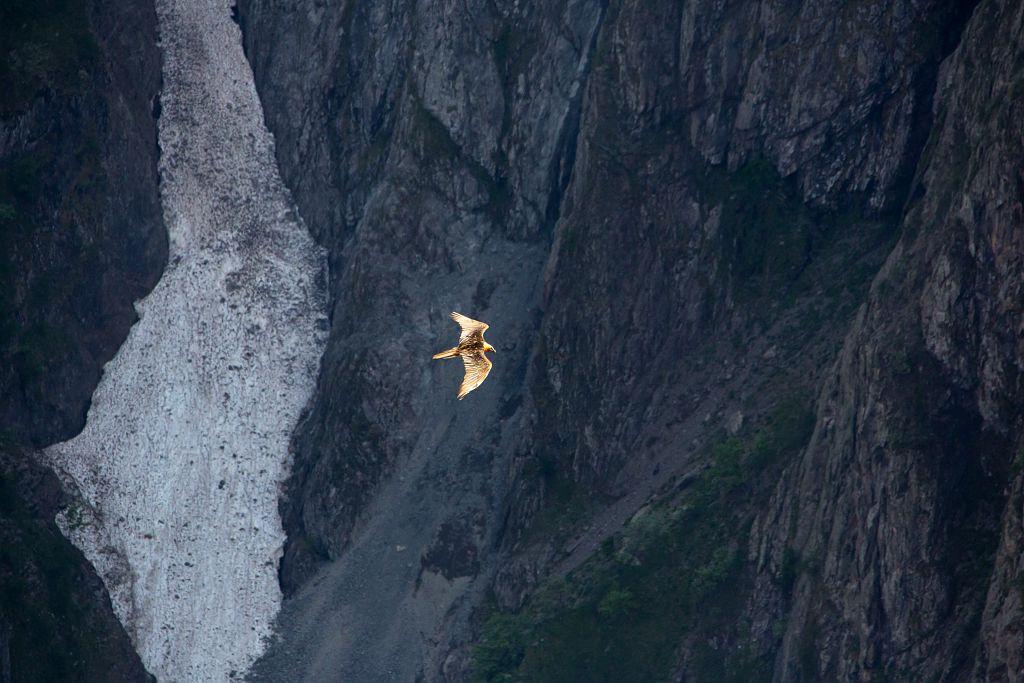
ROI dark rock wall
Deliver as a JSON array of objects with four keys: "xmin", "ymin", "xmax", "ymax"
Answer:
[
  {"xmin": 0, "ymin": 1, "xmax": 165, "ymax": 680},
  {"xmin": 756, "ymin": 1, "xmax": 1024, "ymax": 678},
  {"xmin": 240, "ymin": 0, "xmax": 1023, "ymax": 679},
  {"xmin": 0, "ymin": 449, "xmax": 151, "ymax": 682},
  {"xmin": 240, "ymin": 0, "xmax": 606, "ymax": 594},
  {"xmin": 0, "ymin": 1, "xmax": 166, "ymax": 446}
]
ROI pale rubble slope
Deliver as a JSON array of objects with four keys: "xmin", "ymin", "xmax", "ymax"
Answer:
[{"xmin": 46, "ymin": 1, "xmax": 328, "ymax": 680}]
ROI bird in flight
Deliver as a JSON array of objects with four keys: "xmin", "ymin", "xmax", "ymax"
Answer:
[{"xmin": 432, "ymin": 311, "xmax": 496, "ymax": 399}]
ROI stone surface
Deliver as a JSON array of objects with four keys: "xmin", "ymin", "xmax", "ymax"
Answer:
[
  {"xmin": 45, "ymin": 1, "xmax": 329, "ymax": 680},
  {"xmin": 0, "ymin": 1, "xmax": 162, "ymax": 679},
  {"xmin": 234, "ymin": 0, "xmax": 1024, "ymax": 678},
  {"xmin": 0, "ymin": 447, "xmax": 152, "ymax": 682},
  {"xmin": 755, "ymin": 2, "xmax": 1024, "ymax": 678},
  {"xmin": 0, "ymin": 1, "xmax": 166, "ymax": 447}
]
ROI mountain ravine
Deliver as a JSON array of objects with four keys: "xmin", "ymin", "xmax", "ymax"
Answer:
[
  {"xmin": 239, "ymin": 0, "xmax": 1024, "ymax": 679},
  {"xmin": 45, "ymin": 0, "xmax": 329, "ymax": 679},
  {"xmin": 1, "ymin": 0, "xmax": 1023, "ymax": 680}
]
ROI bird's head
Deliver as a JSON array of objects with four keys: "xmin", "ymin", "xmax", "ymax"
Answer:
[{"xmin": 484, "ymin": 343, "xmax": 496, "ymax": 354}]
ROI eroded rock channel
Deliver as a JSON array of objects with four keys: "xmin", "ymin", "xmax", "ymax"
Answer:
[{"xmin": 46, "ymin": 1, "xmax": 328, "ymax": 679}]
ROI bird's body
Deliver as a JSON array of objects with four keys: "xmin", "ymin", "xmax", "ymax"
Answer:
[{"xmin": 433, "ymin": 312, "xmax": 496, "ymax": 399}]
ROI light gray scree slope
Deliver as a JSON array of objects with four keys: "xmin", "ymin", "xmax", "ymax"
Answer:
[{"xmin": 46, "ymin": 1, "xmax": 328, "ymax": 680}]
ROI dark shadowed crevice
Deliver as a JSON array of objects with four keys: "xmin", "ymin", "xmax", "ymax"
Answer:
[
  {"xmin": 884, "ymin": 0, "xmax": 983, "ymax": 221},
  {"xmin": 542, "ymin": 1, "xmax": 608, "ymax": 235}
]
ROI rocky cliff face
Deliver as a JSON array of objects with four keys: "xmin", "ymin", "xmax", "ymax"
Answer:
[
  {"xmin": 0, "ymin": 448, "xmax": 151, "ymax": 682},
  {"xmin": 756, "ymin": 2, "xmax": 1024, "ymax": 678},
  {"xmin": 0, "ymin": 1, "xmax": 163, "ymax": 680},
  {"xmin": 239, "ymin": 0, "xmax": 1023, "ymax": 679},
  {"xmin": 0, "ymin": 1, "xmax": 166, "ymax": 446}
]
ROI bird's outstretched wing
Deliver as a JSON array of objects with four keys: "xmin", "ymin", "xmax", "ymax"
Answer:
[
  {"xmin": 458, "ymin": 350, "xmax": 492, "ymax": 400},
  {"xmin": 451, "ymin": 311, "xmax": 488, "ymax": 342}
]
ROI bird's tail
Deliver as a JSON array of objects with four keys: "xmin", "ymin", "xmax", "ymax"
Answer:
[{"xmin": 432, "ymin": 347, "xmax": 459, "ymax": 360}]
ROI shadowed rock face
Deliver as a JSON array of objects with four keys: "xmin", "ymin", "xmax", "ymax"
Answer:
[
  {"xmin": 0, "ymin": 1, "xmax": 166, "ymax": 447},
  {"xmin": 240, "ymin": 0, "xmax": 1023, "ymax": 679},
  {"xmin": 0, "ymin": 448, "xmax": 152, "ymax": 682},
  {"xmin": 757, "ymin": 2, "xmax": 1024, "ymax": 678},
  {"xmin": 0, "ymin": 1, "xmax": 164, "ymax": 680}
]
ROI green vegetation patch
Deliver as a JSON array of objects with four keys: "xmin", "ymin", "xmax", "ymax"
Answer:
[
  {"xmin": 690, "ymin": 153, "xmax": 898, "ymax": 313},
  {"xmin": 0, "ymin": 153, "xmax": 78, "ymax": 381},
  {"xmin": 472, "ymin": 399, "xmax": 815, "ymax": 682},
  {"xmin": 695, "ymin": 155, "xmax": 817, "ymax": 295}
]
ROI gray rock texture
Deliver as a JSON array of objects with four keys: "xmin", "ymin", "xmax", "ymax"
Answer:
[
  {"xmin": 755, "ymin": 1, "xmax": 1024, "ymax": 678},
  {"xmin": 238, "ymin": 0, "xmax": 1024, "ymax": 679},
  {"xmin": 0, "ymin": 446, "xmax": 152, "ymax": 682}
]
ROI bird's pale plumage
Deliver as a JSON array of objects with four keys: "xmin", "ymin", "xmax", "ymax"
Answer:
[
  {"xmin": 433, "ymin": 312, "xmax": 495, "ymax": 399},
  {"xmin": 451, "ymin": 311, "xmax": 488, "ymax": 340}
]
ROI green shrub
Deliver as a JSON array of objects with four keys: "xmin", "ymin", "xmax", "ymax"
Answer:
[
  {"xmin": 474, "ymin": 610, "xmax": 527, "ymax": 681},
  {"xmin": 1010, "ymin": 449, "xmax": 1024, "ymax": 476},
  {"xmin": 472, "ymin": 397, "xmax": 816, "ymax": 681},
  {"xmin": 597, "ymin": 587, "xmax": 635, "ymax": 618}
]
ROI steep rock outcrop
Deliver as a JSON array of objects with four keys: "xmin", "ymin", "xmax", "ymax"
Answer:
[
  {"xmin": 0, "ymin": 447, "xmax": 151, "ymax": 682},
  {"xmin": 754, "ymin": 1, "xmax": 1024, "ymax": 678},
  {"xmin": 0, "ymin": 1, "xmax": 166, "ymax": 446},
  {"xmin": 239, "ymin": 0, "xmax": 1021, "ymax": 679},
  {"xmin": 240, "ymin": 2, "xmax": 606, "ymax": 597},
  {"xmin": 241, "ymin": 1, "xmax": 606, "ymax": 677},
  {"xmin": 0, "ymin": 1, "xmax": 164, "ymax": 679}
]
